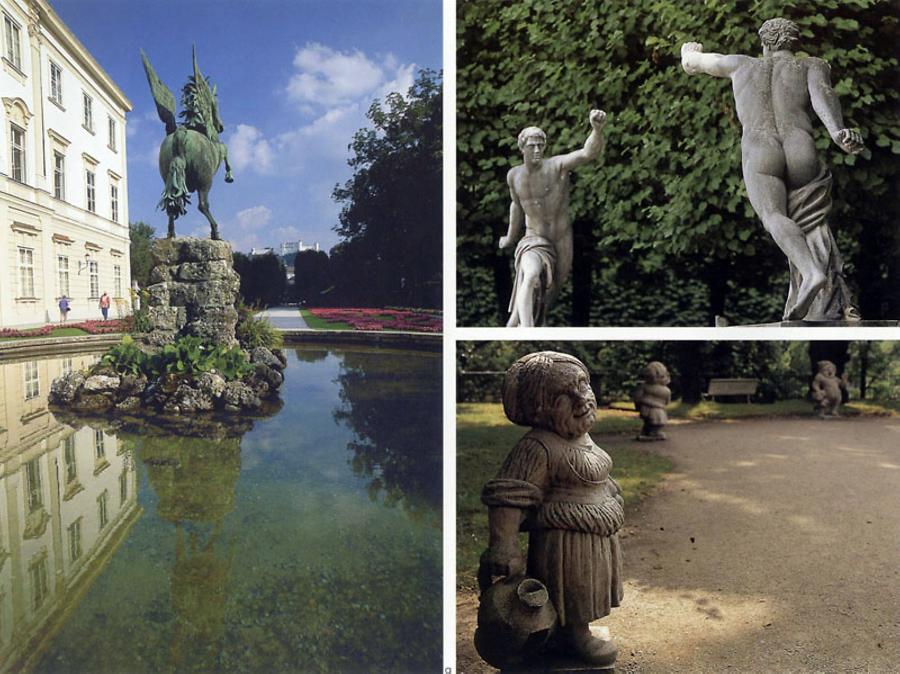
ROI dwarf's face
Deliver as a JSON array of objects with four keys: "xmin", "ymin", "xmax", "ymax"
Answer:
[
  {"xmin": 548, "ymin": 363, "xmax": 596, "ymax": 439},
  {"xmin": 820, "ymin": 363, "xmax": 836, "ymax": 377}
]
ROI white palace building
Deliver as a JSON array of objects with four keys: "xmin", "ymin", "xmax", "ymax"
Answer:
[{"xmin": 1, "ymin": 0, "xmax": 131, "ymax": 328}]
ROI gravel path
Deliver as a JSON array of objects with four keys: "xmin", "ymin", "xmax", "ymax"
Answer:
[
  {"xmin": 257, "ymin": 305, "xmax": 309, "ymax": 329},
  {"xmin": 457, "ymin": 417, "xmax": 900, "ymax": 673}
]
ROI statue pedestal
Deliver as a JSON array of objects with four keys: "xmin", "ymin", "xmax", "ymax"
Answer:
[
  {"xmin": 145, "ymin": 237, "xmax": 241, "ymax": 346},
  {"xmin": 501, "ymin": 627, "xmax": 616, "ymax": 674}
]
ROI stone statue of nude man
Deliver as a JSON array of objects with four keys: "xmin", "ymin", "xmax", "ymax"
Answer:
[
  {"xmin": 500, "ymin": 110, "xmax": 607, "ymax": 327},
  {"xmin": 682, "ymin": 18, "xmax": 863, "ymax": 322}
]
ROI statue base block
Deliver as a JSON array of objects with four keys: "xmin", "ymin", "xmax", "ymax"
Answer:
[{"xmin": 501, "ymin": 627, "xmax": 616, "ymax": 674}]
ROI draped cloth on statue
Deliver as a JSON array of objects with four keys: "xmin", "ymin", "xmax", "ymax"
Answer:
[
  {"xmin": 784, "ymin": 162, "xmax": 861, "ymax": 322},
  {"xmin": 509, "ymin": 235, "xmax": 557, "ymax": 326}
]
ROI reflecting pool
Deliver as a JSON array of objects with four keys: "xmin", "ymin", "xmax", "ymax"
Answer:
[{"xmin": 0, "ymin": 345, "xmax": 442, "ymax": 673}]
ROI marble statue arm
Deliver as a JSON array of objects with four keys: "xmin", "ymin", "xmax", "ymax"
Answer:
[
  {"xmin": 479, "ymin": 506, "xmax": 527, "ymax": 590},
  {"xmin": 555, "ymin": 109, "xmax": 607, "ymax": 172},
  {"xmin": 808, "ymin": 59, "xmax": 864, "ymax": 155},
  {"xmin": 499, "ymin": 171, "xmax": 524, "ymax": 250},
  {"xmin": 681, "ymin": 42, "xmax": 747, "ymax": 78}
]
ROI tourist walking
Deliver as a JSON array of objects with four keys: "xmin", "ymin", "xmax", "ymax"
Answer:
[
  {"xmin": 58, "ymin": 295, "xmax": 70, "ymax": 323},
  {"xmin": 99, "ymin": 292, "xmax": 110, "ymax": 320}
]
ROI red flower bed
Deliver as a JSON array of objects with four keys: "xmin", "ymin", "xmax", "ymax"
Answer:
[
  {"xmin": 309, "ymin": 308, "xmax": 442, "ymax": 332},
  {"xmin": 0, "ymin": 319, "xmax": 128, "ymax": 339}
]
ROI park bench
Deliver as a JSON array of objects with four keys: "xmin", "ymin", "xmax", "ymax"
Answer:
[{"xmin": 701, "ymin": 378, "xmax": 759, "ymax": 403}]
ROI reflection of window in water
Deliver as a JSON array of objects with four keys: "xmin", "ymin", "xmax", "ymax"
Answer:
[
  {"xmin": 64, "ymin": 435, "xmax": 77, "ymax": 484},
  {"xmin": 68, "ymin": 519, "xmax": 82, "ymax": 561},
  {"xmin": 25, "ymin": 458, "xmax": 43, "ymax": 513},
  {"xmin": 119, "ymin": 468, "xmax": 128, "ymax": 505},
  {"xmin": 98, "ymin": 491, "xmax": 108, "ymax": 529},
  {"xmin": 23, "ymin": 360, "xmax": 40, "ymax": 400},
  {"xmin": 29, "ymin": 553, "xmax": 49, "ymax": 611},
  {"xmin": 94, "ymin": 430, "xmax": 105, "ymax": 459},
  {"xmin": 62, "ymin": 357, "xmax": 73, "ymax": 376}
]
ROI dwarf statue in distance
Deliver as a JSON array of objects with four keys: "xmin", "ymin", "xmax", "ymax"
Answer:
[
  {"xmin": 633, "ymin": 361, "xmax": 672, "ymax": 441},
  {"xmin": 476, "ymin": 352, "xmax": 623, "ymax": 669},
  {"xmin": 810, "ymin": 360, "xmax": 847, "ymax": 418}
]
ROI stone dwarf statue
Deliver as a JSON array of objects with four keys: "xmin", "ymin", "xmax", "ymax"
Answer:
[
  {"xmin": 478, "ymin": 352, "xmax": 623, "ymax": 668},
  {"xmin": 682, "ymin": 18, "xmax": 863, "ymax": 323},
  {"xmin": 632, "ymin": 361, "xmax": 672, "ymax": 441},
  {"xmin": 810, "ymin": 359, "xmax": 848, "ymax": 417},
  {"xmin": 500, "ymin": 110, "xmax": 607, "ymax": 327}
]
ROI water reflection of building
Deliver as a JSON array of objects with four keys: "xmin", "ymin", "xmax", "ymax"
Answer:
[{"xmin": 0, "ymin": 354, "xmax": 140, "ymax": 673}]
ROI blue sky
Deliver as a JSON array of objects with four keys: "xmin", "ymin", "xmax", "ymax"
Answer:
[{"xmin": 50, "ymin": 0, "xmax": 442, "ymax": 253}]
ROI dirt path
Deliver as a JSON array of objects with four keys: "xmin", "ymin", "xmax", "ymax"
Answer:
[{"xmin": 457, "ymin": 417, "xmax": 900, "ymax": 673}]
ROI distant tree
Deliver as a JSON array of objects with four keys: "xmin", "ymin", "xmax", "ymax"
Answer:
[
  {"xmin": 332, "ymin": 69, "xmax": 442, "ymax": 308},
  {"xmin": 293, "ymin": 249, "xmax": 332, "ymax": 306},
  {"xmin": 129, "ymin": 221, "xmax": 156, "ymax": 287},
  {"xmin": 233, "ymin": 252, "xmax": 286, "ymax": 306}
]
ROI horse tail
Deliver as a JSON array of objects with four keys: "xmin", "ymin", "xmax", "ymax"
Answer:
[{"xmin": 158, "ymin": 128, "xmax": 190, "ymax": 217}]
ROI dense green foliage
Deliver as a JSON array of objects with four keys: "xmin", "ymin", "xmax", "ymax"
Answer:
[
  {"xmin": 458, "ymin": 0, "xmax": 899, "ymax": 325},
  {"xmin": 233, "ymin": 252, "xmax": 287, "ymax": 307},
  {"xmin": 331, "ymin": 69, "xmax": 442, "ymax": 308},
  {"xmin": 236, "ymin": 303, "xmax": 284, "ymax": 350},
  {"xmin": 292, "ymin": 249, "xmax": 333, "ymax": 306},
  {"xmin": 458, "ymin": 341, "xmax": 899, "ymax": 404},
  {"xmin": 102, "ymin": 335, "xmax": 253, "ymax": 380},
  {"xmin": 129, "ymin": 221, "xmax": 156, "ymax": 288}
]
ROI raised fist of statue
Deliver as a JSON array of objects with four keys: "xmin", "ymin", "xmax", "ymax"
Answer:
[
  {"xmin": 589, "ymin": 109, "xmax": 607, "ymax": 130},
  {"xmin": 681, "ymin": 41, "xmax": 703, "ymax": 56},
  {"xmin": 834, "ymin": 128, "xmax": 864, "ymax": 155}
]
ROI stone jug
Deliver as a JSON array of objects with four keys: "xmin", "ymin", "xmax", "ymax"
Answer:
[{"xmin": 474, "ymin": 575, "xmax": 558, "ymax": 668}]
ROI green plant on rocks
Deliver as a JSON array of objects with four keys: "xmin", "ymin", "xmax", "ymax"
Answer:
[
  {"xmin": 236, "ymin": 303, "xmax": 283, "ymax": 350},
  {"xmin": 101, "ymin": 335, "xmax": 150, "ymax": 376}
]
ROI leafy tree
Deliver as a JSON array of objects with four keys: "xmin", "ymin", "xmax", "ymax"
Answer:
[
  {"xmin": 129, "ymin": 221, "xmax": 157, "ymax": 288},
  {"xmin": 293, "ymin": 249, "xmax": 332, "ymax": 306},
  {"xmin": 458, "ymin": 0, "xmax": 898, "ymax": 326},
  {"xmin": 332, "ymin": 69, "xmax": 442, "ymax": 308},
  {"xmin": 233, "ymin": 252, "xmax": 287, "ymax": 307}
]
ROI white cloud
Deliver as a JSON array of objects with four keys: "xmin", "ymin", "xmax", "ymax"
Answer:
[
  {"xmin": 228, "ymin": 124, "xmax": 274, "ymax": 174},
  {"xmin": 275, "ymin": 104, "xmax": 361, "ymax": 163},
  {"xmin": 236, "ymin": 205, "xmax": 272, "ymax": 230},
  {"xmin": 287, "ymin": 43, "xmax": 386, "ymax": 107}
]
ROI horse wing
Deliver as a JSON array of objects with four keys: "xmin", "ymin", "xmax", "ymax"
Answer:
[{"xmin": 141, "ymin": 50, "xmax": 178, "ymax": 134}]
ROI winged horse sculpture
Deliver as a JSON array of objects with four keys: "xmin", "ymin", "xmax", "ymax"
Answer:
[{"xmin": 141, "ymin": 48, "xmax": 233, "ymax": 240}]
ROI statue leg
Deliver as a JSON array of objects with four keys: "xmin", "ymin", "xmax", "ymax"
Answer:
[
  {"xmin": 508, "ymin": 253, "xmax": 544, "ymax": 327},
  {"xmin": 167, "ymin": 213, "xmax": 176, "ymax": 239},
  {"xmin": 198, "ymin": 190, "xmax": 220, "ymax": 240},
  {"xmin": 742, "ymin": 146, "xmax": 825, "ymax": 321},
  {"xmin": 220, "ymin": 143, "xmax": 234, "ymax": 183}
]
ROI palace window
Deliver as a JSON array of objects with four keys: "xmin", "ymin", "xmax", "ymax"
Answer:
[
  {"xmin": 119, "ymin": 468, "xmax": 128, "ymax": 504},
  {"xmin": 89, "ymin": 260, "xmax": 99, "ymax": 298},
  {"xmin": 98, "ymin": 491, "xmax": 109, "ymax": 529},
  {"xmin": 108, "ymin": 116, "xmax": 116, "ymax": 151},
  {"xmin": 64, "ymin": 435, "xmax": 77, "ymax": 483},
  {"xmin": 68, "ymin": 519, "xmax": 82, "ymax": 561},
  {"xmin": 18, "ymin": 247, "xmax": 34, "ymax": 297},
  {"xmin": 24, "ymin": 360, "xmax": 39, "ymax": 400},
  {"xmin": 29, "ymin": 556, "xmax": 49, "ymax": 610},
  {"xmin": 94, "ymin": 429, "xmax": 105, "ymax": 459},
  {"xmin": 82, "ymin": 92, "xmax": 93, "ymax": 131},
  {"xmin": 25, "ymin": 458, "xmax": 42, "ymax": 513},
  {"xmin": 85, "ymin": 169, "xmax": 95, "ymax": 212},
  {"xmin": 9, "ymin": 122, "xmax": 25, "ymax": 182},
  {"xmin": 58, "ymin": 254, "xmax": 70, "ymax": 296},
  {"xmin": 53, "ymin": 151, "xmax": 65, "ymax": 199},
  {"xmin": 50, "ymin": 61, "xmax": 63, "ymax": 104},
  {"xmin": 114, "ymin": 264, "xmax": 122, "ymax": 296},
  {"xmin": 4, "ymin": 14, "xmax": 21, "ymax": 69},
  {"xmin": 110, "ymin": 183, "xmax": 119, "ymax": 222}
]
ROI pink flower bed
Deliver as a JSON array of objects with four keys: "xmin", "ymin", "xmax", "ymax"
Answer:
[
  {"xmin": 309, "ymin": 308, "xmax": 442, "ymax": 332},
  {"xmin": 0, "ymin": 319, "xmax": 128, "ymax": 339}
]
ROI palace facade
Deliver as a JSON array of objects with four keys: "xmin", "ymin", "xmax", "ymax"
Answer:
[{"xmin": 1, "ymin": 0, "xmax": 131, "ymax": 328}]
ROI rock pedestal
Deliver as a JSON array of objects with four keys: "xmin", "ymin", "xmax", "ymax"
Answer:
[{"xmin": 145, "ymin": 237, "xmax": 240, "ymax": 347}]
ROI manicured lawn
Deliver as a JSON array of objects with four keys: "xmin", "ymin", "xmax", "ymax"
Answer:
[
  {"xmin": 299, "ymin": 309, "xmax": 354, "ymax": 330},
  {"xmin": 456, "ymin": 402, "xmax": 672, "ymax": 590},
  {"xmin": 0, "ymin": 327, "xmax": 88, "ymax": 341}
]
